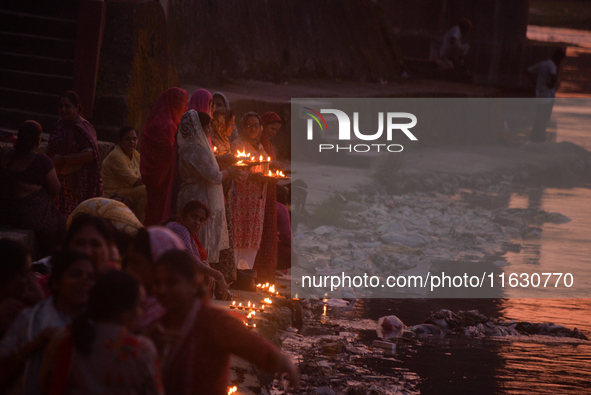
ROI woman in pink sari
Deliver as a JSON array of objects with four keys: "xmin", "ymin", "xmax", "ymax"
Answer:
[
  {"xmin": 188, "ymin": 89, "xmax": 212, "ymax": 114},
  {"xmin": 139, "ymin": 87, "xmax": 188, "ymax": 226}
]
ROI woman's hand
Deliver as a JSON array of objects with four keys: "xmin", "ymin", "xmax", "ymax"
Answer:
[
  {"xmin": 223, "ymin": 154, "xmax": 240, "ymax": 164},
  {"xmin": 228, "ymin": 166, "xmax": 247, "ymax": 182},
  {"xmin": 249, "ymin": 172, "xmax": 268, "ymax": 184},
  {"xmin": 52, "ymin": 154, "xmax": 63, "ymax": 165},
  {"xmin": 214, "ymin": 272, "xmax": 230, "ymax": 299}
]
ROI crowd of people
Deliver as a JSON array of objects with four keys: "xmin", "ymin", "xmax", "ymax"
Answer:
[{"xmin": 0, "ymin": 87, "xmax": 298, "ymax": 394}]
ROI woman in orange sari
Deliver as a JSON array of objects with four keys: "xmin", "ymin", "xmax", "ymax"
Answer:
[{"xmin": 139, "ymin": 88, "xmax": 188, "ymax": 226}]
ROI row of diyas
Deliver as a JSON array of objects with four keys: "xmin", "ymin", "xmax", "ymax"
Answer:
[
  {"xmin": 235, "ymin": 149, "xmax": 270, "ymax": 166},
  {"xmin": 265, "ymin": 169, "xmax": 287, "ymax": 178},
  {"xmin": 257, "ymin": 283, "xmax": 281, "ymax": 296},
  {"xmin": 230, "ymin": 300, "xmax": 265, "ymax": 312}
]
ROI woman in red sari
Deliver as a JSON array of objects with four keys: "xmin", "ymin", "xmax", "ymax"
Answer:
[
  {"xmin": 46, "ymin": 91, "xmax": 103, "ymax": 217},
  {"xmin": 139, "ymin": 87, "xmax": 188, "ymax": 226}
]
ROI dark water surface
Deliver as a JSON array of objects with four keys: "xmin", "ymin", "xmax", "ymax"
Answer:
[{"xmin": 343, "ymin": 76, "xmax": 591, "ymax": 393}]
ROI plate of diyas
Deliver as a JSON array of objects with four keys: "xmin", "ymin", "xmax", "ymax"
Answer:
[
  {"xmin": 262, "ymin": 170, "xmax": 290, "ymax": 181},
  {"xmin": 234, "ymin": 150, "xmax": 271, "ymax": 167}
]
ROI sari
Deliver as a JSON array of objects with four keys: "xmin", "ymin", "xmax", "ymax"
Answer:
[
  {"xmin": 149, "ymin": 299, "xmax": 280, "ymax": 395},
  {"xmin": 139, "ymin": 87, "xmax": 188, "ymax": 226},
  {"xmin": 230, "ymin": 136, "xmax": 268, "ymax": 269},
  {"xmin": 0, "ymin": 151, "xmax": 66, "ymax": 255},
  {"xmin": 41, "ymin": 324, "xmax": 164, "ymax": 395},
  {"xmin": 188, "ymin": 89, "xmax": 212, "ymax": 113},
  {"xmin": 209, "ymin": 107, "xmax": 231, "ymax": 155},
  {"xmin": 176, "ymin": 110, "xmax": 229, "ymax": 264},
  {"xmin": 210, "ymin": 107, "xmax": 237, "ymax": 282},
  {"xmin": 251, "ymin": 112, "xmax": 282, "ymax": 282},
  {"xmin": 46, "ymin": 117, "xmax": 103, "ymax": 216}
]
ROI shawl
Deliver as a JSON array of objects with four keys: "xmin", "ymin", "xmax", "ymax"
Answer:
[
  {"xmin": 170, "ymin": 220, "xmax": 208, "ymax": 261},
  {"xmin": 0, "ymin": 298, "xmax": 71, "ymax": 395},
  {"xmin": 67, "ymin": 197, "xmax": 143, "ymax": 236},
  {"xmin": 46, "ymin": 116, "xmax": 103, "ymax": 201},
  {"xmin": 139, "ymin": 87, "xmax": 188, "ymax": 225},
  {"xmin": 177, "ymin": 110, "xmax": 228, "ymax": 262},
  {"xmin": 260, "ymin": 112, "xmax": 281, "ymax": 161},
  {"xmin": 188, "ymin": 89, "xmax": 212, "ymax": 113}
]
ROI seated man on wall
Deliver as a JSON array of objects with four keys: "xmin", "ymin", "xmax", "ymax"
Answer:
[
  {"xmin": 438, "ymin": 18, "xmax": 472, "ymax": 71},
  {"xmin": 101, "ymin": 126, "xmax": 147, "ymax": 222}
]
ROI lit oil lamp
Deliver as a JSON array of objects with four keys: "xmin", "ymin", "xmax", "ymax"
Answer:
[
  {"xmin": 237, "ymin": 302, "xmax": 244, "ymax": 310},
  {"xmin": 260, "ymin": 297, "xmax": 273, "ymax": 306},
  {"xmin": 230, "ymin": 301, "xmax": 236, "ymax": 309},
  {"xmin": 228, "ymin": 386, "xmax": 237, "ymax": 394}
]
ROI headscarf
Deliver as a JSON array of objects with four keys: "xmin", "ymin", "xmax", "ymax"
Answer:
[
  {"xmin": 212, "ymin": 92, "xmax": 230, "ymax": 108},
  {"xmin": 213, "ymin": 92, "xmax": 240, "ymax": 143},
  {"xmin": 67, "ymin": 197, "xmax": 143, "ymax": 236},
  {"xmin": 210, "ymin": 108, "xmax": 233, "ymax": 155},
  {"xmin": 261, "ymin": 112, "xmax": 282, "ymax": 128},
  {"xmin": 188, "ymin": 89, "xmax": 212, "ymax": 113},
  {"xmin": 177, "ymin": 110, "xmax": 229, "ymax": 262},
  {"xmin": 147, "ymin": 226, "xmax": 185, "ymax": 261},
  {"xmin": 260, "ymin": 112, "xmax": 282, "ymax": 161},
  {"xmin": 139, "ymin": 87, "xmax": 188, "ymax": 225}
]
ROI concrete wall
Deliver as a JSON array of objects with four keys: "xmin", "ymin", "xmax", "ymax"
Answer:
[
  {"xmin": 92, "ymin": 0, "xmax": 178, "ymax": 141},
  {"xmin": 378, "ymin": 0, "xmax": 565, "ymax": 89},
  {"xmin": 168, "ymin": 0, "xmax": 402, "ymax": 84}
]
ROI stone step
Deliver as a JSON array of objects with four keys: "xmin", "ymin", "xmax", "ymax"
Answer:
[
  {"xmin": 0, "ymin": 31, "xmax": 76, "ymax": 60},
  {"xmin": 0, "ymin": 9, "xmax": 77, "ymax": 39},
  {"xmin": 0, "ymin": 107, "xmax": 59, "ymax": 134},
  {"xmin": 0, "ymin": 52, "xmax": 74, "ymax": 77},
  {"xmin": 0, "ymin": 0, "xmax": 80, "ymax": 20},
  {"xmin": 0, "ymin": 69, "xmax": 72, "ymax": 95}
]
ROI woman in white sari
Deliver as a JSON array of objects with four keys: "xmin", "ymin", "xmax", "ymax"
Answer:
[{"xmin": 176, "ymin": 110, "xmax": 242, "ymax": 267}]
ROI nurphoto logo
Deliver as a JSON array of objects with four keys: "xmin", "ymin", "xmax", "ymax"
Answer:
[{"xmin": 303, "ymin": 107, "xmax": 418, "ymax": 153}]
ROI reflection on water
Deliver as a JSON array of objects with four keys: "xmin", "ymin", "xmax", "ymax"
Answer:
[
  {"xmin": 504, "ymin": 188, "xmax": 591, "ymax": 298},
  {"xmin": 344, "ymin": 103, "xmax": 591, "ymax": 392}
]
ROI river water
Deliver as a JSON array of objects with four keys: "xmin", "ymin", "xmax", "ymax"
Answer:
[{"xmin": 344, "ymin": 34, "xmax": 591, "ymax": 394}]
